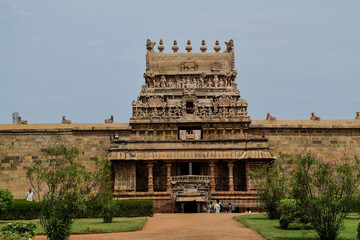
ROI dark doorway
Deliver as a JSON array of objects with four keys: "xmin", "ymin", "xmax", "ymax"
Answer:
[
  {"xmin": 184, "ymin": 201, "xmax": 197, "ymax": 213},
  {"xmin": 180, "ymin": 162, "xmax": 189, "ymax": 175},
  {"xmin": 192, "ymin": 162, "xmax": 201, "ymax": 175}
]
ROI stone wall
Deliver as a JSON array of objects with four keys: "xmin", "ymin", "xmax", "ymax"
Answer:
[
  {"xmin": 0, "ymin": 123, "xmax": 130, "ymax": 199},
  {"xmin": 250, "ymin": 119, "xmax": 360, "ymax": 161},
  {"xmin": 1, "ymin": 119, "xmax": 360, "ymax": 199}
]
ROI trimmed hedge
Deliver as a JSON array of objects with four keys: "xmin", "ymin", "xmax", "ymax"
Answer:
[
  {"xmin": 114, "ymin": 200, "xmax": 154, "ymax": 217},
  {"xmin": 82, "ymin": 200, "xmax": 154, "ymax": 218},
  {"xmin": 0, "ymin": 199, "xmax": 153, "ymax": 220},
  {"xmin": 0, "ymin": 199, "xmax": 40, "ymax": 220}
]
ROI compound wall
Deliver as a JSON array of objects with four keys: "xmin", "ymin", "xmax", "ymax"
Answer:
[{"xmin": 1, "ymin": 119, "xmax": 359, "ymax": 199}]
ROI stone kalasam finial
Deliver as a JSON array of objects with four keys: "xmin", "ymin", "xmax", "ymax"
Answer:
[
  {"xmin": 224, "ymin": 39, "xmax": 234, "ymax": 52},
  {"xmin": 105, "ymin": 115, "xmax": 114, "ymax": 123},
  {"xmin": 214, "ymin": 40, "xmax": 220, "ymax": 52},
  {"xmin": 172, "ymin": 40, "xmax": 179, "ymax": 52},
  {"xmin": 266, "ymin": 113, "xmax": 276, "ymax": 121},
  {"xmin": 356, "ymin": 112, "xmax": 360, "ymax": 120},
  {"xmin": 310, "ymin": 112, "xmax": 320, "ymax": 121},
  {"xmin": 200, "ymin": 40, "xmax": 207, "ymax": 53},
  {"xmin": 146, "ymin": 39, "xmax": 156, "ymax": 51},
  {"xmin": 185, "ymin": 40, "xmax": 192, "ymax": 52},
  {"xmin": 17, "ymin": 116, "xmax": 27, "ymax": 124},
  {"xmin": 158, "ymin": 39, "xmax": 164, "ymax": 53},
  {"xmin": 62, "ymin": 116, "xmax": 71, "ymax": 124}
]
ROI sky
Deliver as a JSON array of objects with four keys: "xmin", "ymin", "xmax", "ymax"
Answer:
[{"xmin": 1, "ymin": 0, "xmax": 359, "ymax": 124}]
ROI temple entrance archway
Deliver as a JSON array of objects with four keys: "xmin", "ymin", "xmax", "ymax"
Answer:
[{"xmin": 184, "ymin": 201, "xmax": 198, "ymax": 213}]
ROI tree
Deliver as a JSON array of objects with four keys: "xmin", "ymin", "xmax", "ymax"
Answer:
[
  {"xmin": 288, "ymin": 153, "xmax": 360, "ymax": 240},
  {"xmin": 26, "ymin": 143, "xmax": 112, "ymax": 240},
  {"xmin": 250, "ymin": 157, "xmax": 291, "ymax": 219}
]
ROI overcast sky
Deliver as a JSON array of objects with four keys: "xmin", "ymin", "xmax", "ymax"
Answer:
[{"xmin": 1, "ymin": 0, "xmax": 359, "ymax": 124}]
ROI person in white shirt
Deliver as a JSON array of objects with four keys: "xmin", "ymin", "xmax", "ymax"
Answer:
[
  {"xmin": 214, "ymin": 200, "xmax": 221, "ymax": 213},
  {"xmin": 26, "ymin": 189, "xmax": 34, "ymax": 202}
]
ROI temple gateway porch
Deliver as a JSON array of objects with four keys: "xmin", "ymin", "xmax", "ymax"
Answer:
[{"xmin": 109, "ymin": 144, "xmax": 275, "ymax": 213}]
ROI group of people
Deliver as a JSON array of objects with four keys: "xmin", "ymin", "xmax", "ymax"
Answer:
[{"xmin": 207, "ymin": 200, "xmax": 234, "ymax": 213}]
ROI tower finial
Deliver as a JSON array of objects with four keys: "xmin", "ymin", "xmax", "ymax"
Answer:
[
  {"xmin": 185, "ymin": 40, "xmax": 192, "ymax": 52},
  {"xmin": 158, "ymin": 39, "xmax": 164, "ymax": 52},
  {"xmin": 200, "ymin": 40, "xmax": 207, "ymax": 53},
  {"xmin": 214, "ymin": 40, "xmax": 220, "ymax": 52},
  {"xmin": 172, "ymin": 40, "xmax": 179, "ymax": 52}
]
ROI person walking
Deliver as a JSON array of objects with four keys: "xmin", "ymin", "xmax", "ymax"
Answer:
[
  {"xmin": 214, "ymin": 200, "xmax": 221, "ymax": 213},
  {"xmin": 228, "ymin": 203, "xmax": 233, "ymax": 213},
  {"xmin": 26, "ymin": 189, "xmax": 34, "ymax": 202},
  {"xmin": 207, "ymin": 201, "xmax": 213, "ymax": 213}
]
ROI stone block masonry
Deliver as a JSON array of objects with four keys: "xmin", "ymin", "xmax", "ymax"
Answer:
[{"xmin": 1, "ymin": 119, "xmax": 359, "ymax": 200}]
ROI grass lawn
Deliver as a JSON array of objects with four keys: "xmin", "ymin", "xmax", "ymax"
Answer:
[
  {"xmin": 234, "ymin": 214, "xmax": 359, "ymax": 240},
  {"xmin": 0, "ymin": 218, "xmax": 147, "ymax": 235}
]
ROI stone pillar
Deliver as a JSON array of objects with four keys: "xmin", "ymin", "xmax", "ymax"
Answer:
[
  {"xmin": 197, "ymin": 203, "xmax": 201, "ymax": 213},
  {"xmin": 181, "ymin": 202, "xmax": 185, "ymax": 213},
  {"xmin": 147, "ymin": 162, "xmax": 154, "ymax": 193},
  {"xmin": 228, "ymin": 161, "xmax": 234, "ymax": 192},
  {"xmin": 245, "ymin": 161, "xmax": 250, "ymax": 191},
  {"xmin": 209, "ymin": 162, "xmax": 216, "ymax": 192},
  {"xmin": 166, "ymin": 163, "xmax": 172, "ymax": 192},
  {"xmin": 189, "ymin": 162, "xmax": 193, "ymax": 175}
]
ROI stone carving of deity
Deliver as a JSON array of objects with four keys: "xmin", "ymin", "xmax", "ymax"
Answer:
[
  {"xmin": 185, "ymin": 77, "xmax": 192, "ymax": 88},
  {"xmin": 167, "ymin": 80, "xmax": 174, "ymax": 88},
  {"xmin": 219, "ymin": 77, "xmax": 224, "ymax": 87},
  {"xmin": 213, "ymin": 75, "xmax": 219, "ymax": 88},
  {"xmin": 160, "ymin": 75, "xmax": 167, "ymax": 88},
  {"xmin": 154, "ymin": 79, "xmax": 160, "ymax": 88},
  {"xmin": 199, "ymin": 73, "xmax": 205, "ymax": 88},
  {"xmin": 229, "ymin": 108, "xmax": 235, "ymax": 116}
]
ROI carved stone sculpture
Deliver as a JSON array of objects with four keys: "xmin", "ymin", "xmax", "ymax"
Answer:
[
  {"xmin": 266, "ymin": 113, "xmax": 276, "ymax": 121},
  {"xmin": 62, "ymin": 116, "xmax": 71, "ymax": 124},
  {"xmin": 356, "ymin": 112, "xmax": 360, "ymax": 120},
  {"xmin": 146, "ymin": 39, "xmax": 155, "ymax": 51},
  {"xmin": 105, "ymin": 115, "xmax": 114, "ymax": 123},
  {"xmin": 310, "ymin": 112, "xmax": 321, "ymax": 121},
  {"xmin": 17, "ymin": 116, "xmax": 28, "ymax": 124}
]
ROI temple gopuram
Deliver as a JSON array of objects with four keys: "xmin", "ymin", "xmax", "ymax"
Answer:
[{"xmin": 108, "ymin": 39, "xmax": 276, "ymax": 213}]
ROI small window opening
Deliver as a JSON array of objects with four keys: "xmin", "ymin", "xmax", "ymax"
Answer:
[{"xmin": 186, "ymin": 102, "xmax": 194, "ymax": 114}]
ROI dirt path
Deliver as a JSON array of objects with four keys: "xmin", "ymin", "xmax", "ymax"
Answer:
[{"xmin": 35, "ymin": 213, "xmax": 265, "ymax": 240}]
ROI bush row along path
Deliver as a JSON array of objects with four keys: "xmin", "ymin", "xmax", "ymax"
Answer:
[{"xmin": 35, "ymin": 213, "xmax": 265, "ymax": 240}]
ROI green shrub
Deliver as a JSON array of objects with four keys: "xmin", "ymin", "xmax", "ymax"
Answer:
[
  {"xmin": 278, "ymin": 199, "xmax": 297, "ymax": 229},
  {"xmin": 102, "ymin": 202, "xmax": 114, "ymax": 223},
  {"xmin": 0, "ymin": 199, "xmax": 154, "ymax": 220},
  {"xmin": 1, "ymin": 222, "xmax": 36, "ymax": 237},
  {"xmin": 114, "ymin": 200, "xmax": 154, "ymax": 217},
  {"xmin": 80, "ymin": 199, "xmax": 154, "ymax": 218},
  {"xmin": 0, "ymin": 231, "xmax": 33, "ymax": 240},
  {"xmin": 40, "ymin": 216, "xmax": 71, "ymax": 240},
  {"xmin": 278, "ymin": 199, "xmax": 309, "ymax": 230},
  {"xmin": 0, "ymin": 199, "xmax": 40, "ymax": 220},
  {"xmin": 0, "ymin": 189, "xmax": 13, "ymax": 212}
]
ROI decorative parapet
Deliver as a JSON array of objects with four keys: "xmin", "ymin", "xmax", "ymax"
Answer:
[{"xmin": 170, "ymin": 175, "xmax": 211, "ymax": 185}]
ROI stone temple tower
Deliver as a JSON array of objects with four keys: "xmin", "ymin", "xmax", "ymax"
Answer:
[{"xmin": 109, "ymin": 39, "xmax": 275, "ymax": 213}]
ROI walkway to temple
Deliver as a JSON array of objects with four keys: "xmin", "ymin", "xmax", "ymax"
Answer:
[{"xmin": 35, "ymin": 213, "xmax": 265, "ymax": 240}]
